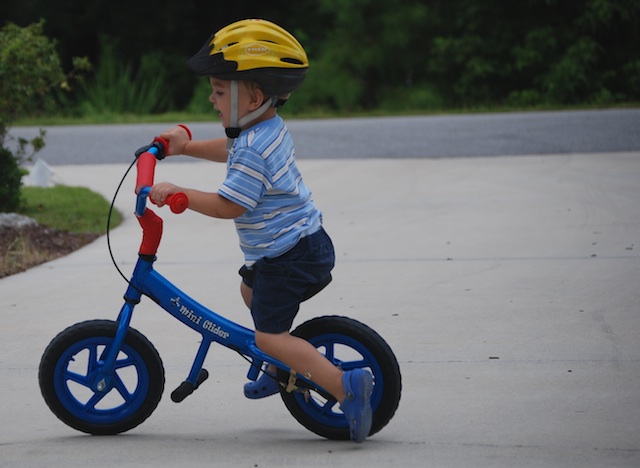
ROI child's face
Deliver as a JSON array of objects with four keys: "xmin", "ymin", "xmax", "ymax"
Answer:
[{"xmin": 209, "ymin": 77, "xmax": 256, "ymax": 129}]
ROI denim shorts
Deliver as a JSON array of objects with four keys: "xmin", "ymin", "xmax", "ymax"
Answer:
[{"xmin": 239, "ymin": 227, "xmax": 335, "ymax": 334}]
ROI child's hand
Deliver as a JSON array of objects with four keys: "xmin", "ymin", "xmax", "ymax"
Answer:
[
  {"xmin": 150, "ymin": 182, "xmax": 182, "ymax": 207},
  {"xmin": 158, "ymin": 125, "xmax": 192, "ymax": 156}
]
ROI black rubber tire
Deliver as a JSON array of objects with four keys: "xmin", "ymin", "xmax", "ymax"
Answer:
[
  {"xmin": 281, "ymin": 315, "xmax": 401, "ymax": 440},
  {"xmin": 38, "ymin": 320, "xmax": 165, "ymax": 435}
]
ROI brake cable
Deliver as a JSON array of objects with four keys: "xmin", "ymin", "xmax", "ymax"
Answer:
[{"xmin": 106, "ymin": 158, "xmax": 137, "ymax": 285}]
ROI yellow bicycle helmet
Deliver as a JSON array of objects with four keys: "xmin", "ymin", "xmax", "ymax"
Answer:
[{"xmin": 187, "ymin": 18, "xmax": 309, "ymax": 97}]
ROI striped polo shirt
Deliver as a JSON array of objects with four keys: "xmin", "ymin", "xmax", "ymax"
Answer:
[{"xmin": 218, "ymin": 115, "xmax": 321, "ymax": 265}]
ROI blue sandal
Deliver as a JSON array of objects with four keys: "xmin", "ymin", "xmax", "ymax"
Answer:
[
  {"xmin": 340, "ymin": 369, "xmax": 373, "ymax": 443},
  {"xmin": 244, "ymin": 368, "xmax": 280, "ymax": 399}
]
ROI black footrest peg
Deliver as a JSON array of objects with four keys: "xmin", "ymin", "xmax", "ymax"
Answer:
[
  {"xmin": 171, "ymin": 369, "xmax": 209, "ymax": 403},
  {"xmin": 196, "ymin": 368, "xmax": 209, "ymax": 386}
]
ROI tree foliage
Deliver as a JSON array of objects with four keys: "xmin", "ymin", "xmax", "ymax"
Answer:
[
  {"xmin": 0, "ymin": 21, "xmax": 88, "ymax": 212},
  {"xmin": 0, "ymin": 21, "xmax": 58, "ymax": 212},
  {"xmin": 0, "ymin": 0, "xmax": 638, "ymax": 114},
  {"xmin": 0, "ymin": 21, "xmax": 63, "ymax": 140}
]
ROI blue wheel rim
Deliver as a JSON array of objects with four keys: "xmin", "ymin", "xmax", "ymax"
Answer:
[
  {"xmin": 53, "ymin": 336, "xmax": 151, "ymax": 424},
  {"xmin": 292, "ymin": 333, "xmax": 384, "ymax": 429}
]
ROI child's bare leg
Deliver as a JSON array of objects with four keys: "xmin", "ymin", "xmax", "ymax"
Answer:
[
  {"xmin": 251, "ymin": 322, "xmax": 373, "ymax": 443},
  {"xmin": 241, "ymin": 281, "xmax": 347, "ymax": 402},
  {"xmin": 255, "ymin": 330, "xmax": 346, "ymax": 402}
]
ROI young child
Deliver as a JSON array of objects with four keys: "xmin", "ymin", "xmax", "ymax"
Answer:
[{"xmin": 149, "ymin": 19, "xmax": 373, "ymax": 443}]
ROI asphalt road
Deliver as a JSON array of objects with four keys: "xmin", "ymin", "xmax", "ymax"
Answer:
[{"xmin": 9, "ymin": 108, "xmax": 640, "ymax": 164}]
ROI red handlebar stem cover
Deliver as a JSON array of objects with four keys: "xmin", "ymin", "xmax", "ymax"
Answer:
[{"xmin": 137, "ymin": 208, "xmax": 163, "ymax": 256}]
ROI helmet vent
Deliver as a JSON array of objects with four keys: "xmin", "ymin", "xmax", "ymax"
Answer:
[{"xmin": 281, "ymin": 57, "xmax": 304, "ymax": 65}]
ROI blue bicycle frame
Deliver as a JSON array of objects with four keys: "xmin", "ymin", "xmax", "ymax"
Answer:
[{"xmin": 97, "ymin": 144, "xmax": 327, "ymax": 401}]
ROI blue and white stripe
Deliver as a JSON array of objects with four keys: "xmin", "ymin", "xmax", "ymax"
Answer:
[{"xmin": 218, "ymin": 115, "xmax": 321, "ymax": 265}]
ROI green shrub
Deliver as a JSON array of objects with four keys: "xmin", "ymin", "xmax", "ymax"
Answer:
[
  {"xmin": 377, "ymin": 85, "xmax": 445, "ymax": 113},
  {"xmin": 78, "ymin": 40, "xmax": 169, "ymax": 115},
  {"xmin": 186, "ymin": 78, "xmax": 215, "ymax": 114},
  {"xmin": 0, "ymin": 146, "xmax": 24, "ymax": 212},
  {"xmin": 0, "ymin": 21, "xmax": 89, "ymax": 213},
  {"xmin": 0, "ymin": 21, "xmax": 65, "ymax": 138}
]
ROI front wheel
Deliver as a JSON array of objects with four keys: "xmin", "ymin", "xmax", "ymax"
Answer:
[
  {"xmin": 281, "ymin": 315, "xmax": 402, "ymax": 440},
  {"xmin": 38, "ymin": 320, "xmax": 165, "ymax": 435}
]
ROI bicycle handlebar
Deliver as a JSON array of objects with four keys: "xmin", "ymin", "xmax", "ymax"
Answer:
[
  {"xmin": 132, "ymin": 129, "xmax": 191, "ymax": 256},
  {"xmin": 135, "ymin": 135, "xmax": 189, "ymax": 216},
  {"xmin": 136, "ymin": 187, "xmax": 189, "ymax": 215}
]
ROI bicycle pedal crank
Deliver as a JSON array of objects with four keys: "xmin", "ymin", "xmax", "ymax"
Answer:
[{"xmin": 171, "ymin": 368, "xmax": 209, "ymax": 403}]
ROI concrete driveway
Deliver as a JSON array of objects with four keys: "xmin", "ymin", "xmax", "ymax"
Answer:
[{"xmin": 1, "ymin": 147, "xmax": 639, "ymax": 465}]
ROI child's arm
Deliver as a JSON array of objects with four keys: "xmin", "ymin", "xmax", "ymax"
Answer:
[
  {"xmin": 160, "ymin": 126, "xmax": 228, "ymax": 163},
  {"xmin": 150, "ymin": 182, "xmax": 245, "ymax": 219},
  {"xmin": 183, "ymin": 189, "xmax": 246, "ymax": 219},
  {"xmin": 182, "ymin": 138, "xmax": 228, "ymax": 163}
]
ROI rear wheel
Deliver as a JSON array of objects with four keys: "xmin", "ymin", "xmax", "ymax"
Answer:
[
  {"xmin": 281, "ymin": 315, "xmax": 401, "ymax": 440},
  {"xmin": 38, "ymin": 320, "xmax": 164, "ymax": 435}
]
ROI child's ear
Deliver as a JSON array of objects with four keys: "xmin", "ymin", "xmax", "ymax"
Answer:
[{"xmin": 249, "ymin": 87, "xmax": 265, "ymax": 110}]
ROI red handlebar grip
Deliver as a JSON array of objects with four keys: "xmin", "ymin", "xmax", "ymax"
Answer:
[
  {"xmin": 152, "ymin": 136, "xmax": 170, "ymax": 156},
  {"xmin": 136, "ymin": 151, "xmax": 156, "ymax": 193},
  {"xmin": 166, "ymin": 192, "xmax": 189, "ymax": 214}
]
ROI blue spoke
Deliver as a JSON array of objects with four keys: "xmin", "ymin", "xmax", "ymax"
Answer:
[
  {"xmin": 338, "ymin": 358, "xmax": 367, "ymax": 371},
  {"xmin": 114, "ymin": 356, "xmax": 135, "ymax": 369},
  {"xmin": 319, "ymin": 397, "xmax": 337, "ymax": 411},
  {"xmin": 62, "ymin": 369, "xmax": 89, "ymax": 386},
  {"xmin": 83, "ymin": 389, "xmax": 109, "ymax": 412},
  {"xmin": 324, "ymin": 342, "xmax": 335, "ymax": 361},
  {"xmin": 112, "ymin": 373, "xmax": 135, "ymax": 402},
  {"xmin": 87, "ymin": 345, "xmax": 99, "ymax": 374}
]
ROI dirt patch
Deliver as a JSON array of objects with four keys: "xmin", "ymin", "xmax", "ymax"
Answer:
[{"xmin": 0, "ymin": 224, "xmax": 99, "ymax": 278}]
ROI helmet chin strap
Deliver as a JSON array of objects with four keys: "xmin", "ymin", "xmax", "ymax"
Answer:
[{"xmin": 225, "ymin": 80, "xmax": 278, "ymax": 149}]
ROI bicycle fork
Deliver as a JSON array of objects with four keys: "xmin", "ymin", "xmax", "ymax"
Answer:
[
  {"xmin": 88, "ymin": 264, "xmax": 145, "ymax": 394},
  {"xmin": 89, "ymin": 255, "xmax": 152, "ymax": 394}
]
